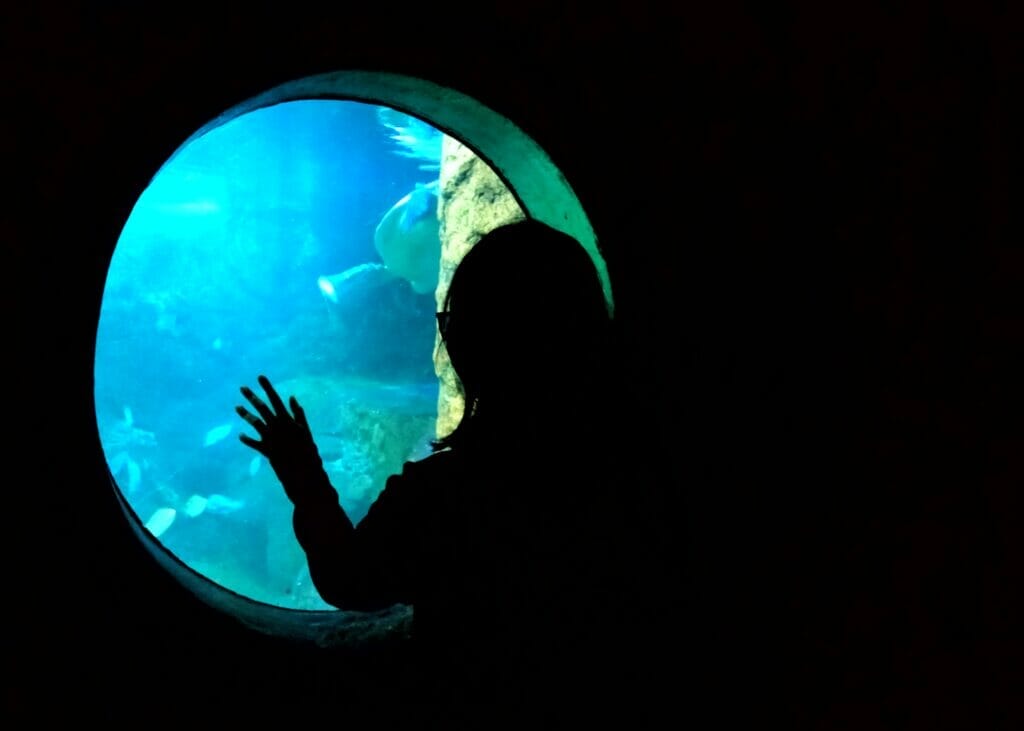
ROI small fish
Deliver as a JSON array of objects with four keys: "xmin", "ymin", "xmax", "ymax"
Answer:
[
  {"xmin": 203, "ymin": 423, "xmax": 233, "ymax": 447},
  {"xmin": 183, "ymin": 494, "xmax": 208, "ymax": 517},
  {"xmin": 248, "ymin": 455, "xmax": 262, "ymax": 477},
  {"xmin": 144, "ymin": 507, "xmax": 177, "ymax": 538},
  {"xmin": 204, "ymin": 494, "xmax": 245, "ymax": 514}
]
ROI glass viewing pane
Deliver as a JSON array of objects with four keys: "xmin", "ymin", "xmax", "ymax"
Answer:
[{"xmin": 94, "ymin": 100, "xmax": 453, "ymax": 609}]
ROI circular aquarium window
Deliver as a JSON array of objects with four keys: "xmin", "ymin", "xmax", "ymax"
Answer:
[{"xmin": 93, "ymin": 71, "xmax": 612, "ymax": 644}]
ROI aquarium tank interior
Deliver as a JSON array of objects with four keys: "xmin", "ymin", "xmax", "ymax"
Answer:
[{"xmin": 94, "ymin": 99, "xmax": 500, "ymax": 611}]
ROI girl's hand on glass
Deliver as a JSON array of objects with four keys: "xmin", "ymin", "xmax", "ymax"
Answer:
[{"xmin": 236, "ymin": 375, "xmax": 327, "ymax": 504}]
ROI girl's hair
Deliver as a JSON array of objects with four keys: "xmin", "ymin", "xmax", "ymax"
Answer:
[{"xmin": 432, "ymin": 218, "xmax": 612, "ymax": 452}]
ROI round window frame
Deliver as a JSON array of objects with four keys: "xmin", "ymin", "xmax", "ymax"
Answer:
[{"xmin": 104, "ymin": 69, "xmax": 613, "ymax": 645}]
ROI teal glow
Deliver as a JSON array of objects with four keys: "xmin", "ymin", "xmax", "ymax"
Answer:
[{"xmin": 95, "ymin": 100, "xmax": 444, "ymax": 610}]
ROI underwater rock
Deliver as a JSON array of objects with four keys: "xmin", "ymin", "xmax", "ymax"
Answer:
[
  {"xmin": 264, "ymin": 501, "xmax": 311, "ymax": 606},
  {"xmin": 102, "ymin": 406, "xmax": 157, "ymax": 453},
  {"xmin": 433, "ymin": 137, "xmax": 525, "ymax": 438},
  {"xmin": 287, "ymin": 564, "xmax": 336, "ymax": 611},
  {"xmin": 269, "ymin": 375, "xmax": 438, "ymax": 523},
  {"xmin": 102, "ymin": 406, "xmax": 158, "ymax": 494}
]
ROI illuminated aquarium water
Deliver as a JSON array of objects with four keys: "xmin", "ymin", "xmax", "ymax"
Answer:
[{"xmin": 94, "ymin": 100, "xmax": 450, "ymax": 610}]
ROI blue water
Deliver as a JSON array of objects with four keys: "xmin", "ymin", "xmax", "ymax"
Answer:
[{"xmin": 94, "ymin": 100, "xmax": 445, "ymax": 610}]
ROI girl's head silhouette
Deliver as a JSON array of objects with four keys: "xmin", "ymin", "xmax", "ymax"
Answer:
[{"xmin": 435, "ymin": 218, "xmax": 612, "ymax": 450}]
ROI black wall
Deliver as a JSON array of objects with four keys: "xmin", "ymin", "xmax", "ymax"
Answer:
[{"xmin": 7, "ymin": 2, "xmax": 1021, "ymax": 728}]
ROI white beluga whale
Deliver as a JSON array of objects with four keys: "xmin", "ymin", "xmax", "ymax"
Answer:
[
  {"xmin": 316, "ymin": 108, "xmax": 444, "ymax": 304},
  {"xmin": 317, "ymin": 262, "xmax": 400, "ymax": 305},
  {"xmin": 373, "ymin": 107, "xmax": 444, "ymax": 296},
  {"xmin": 317, "ymin": 181, "xmax": 441, "ymax": 303},
  {"xmin": 372, "ymin": 180, "xmax": 441, "ymax": 296}
]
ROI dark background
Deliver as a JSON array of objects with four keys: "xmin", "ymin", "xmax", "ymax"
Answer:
[{"xmin": 5, "ymin": 2, "xmax": 1021, "ymax": 728}]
